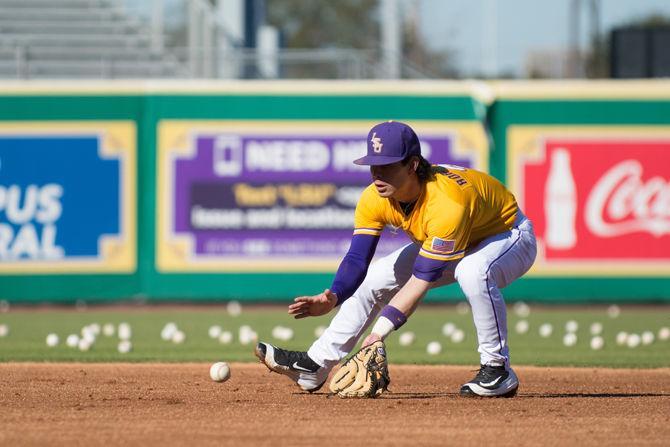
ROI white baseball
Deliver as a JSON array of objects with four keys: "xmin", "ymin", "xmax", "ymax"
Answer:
[
  {"xmin": 210, "ymin": 362, "xmax": 231, "ymax": 382},
  {"xmin": 66, "ymin": 334, "xmax": 80, "ymax": 348},
  {"xmin": 539, "ymin": 323, "xmax": 553, "ymax": 338},
  {"xmin": 659, "ymin": 327, "xmax": 670, "ymax": 341},
  {"xmin": 607, "ymin": 305, "xmax": 621, "ymax": 319},
  {"xmin": 590, "ymin": 336, "xmax": 604, "ymax": 350},
  {"xmin": 161, "ymin": 323, "xmax": 178, "ymax": 341},
  {"xmin": 218, "ymin": 331, "xmax": 233, "ymax": 344},
  {"xmin": 441, "ymin": 322, "xmax": 456, "ymax": 337},
  {"xmin": 513, "ymin": 302, "xmax": 531, "ymax": 317},
  {"xmin": 118, "ymin": 323, "xmax": 132, "ymax": 341},
  {"xmin": 641, "ymin": 331, "xmax": 654, "ymax": 345},
  {"xmin": 626, "ymin": 333, "xmax": 641, "ymax": 348},
  {"xmin": 515, "ymin": 320, "xmax": 529, "ymax": 335},
  {"xmin": 208, "ymin": 325, "xmax": 222, "ymax": 339},
  {"xmin": 426, "ymin": 341, "xmax": 442, "ymax": 355},
  {"xmin": 226, "ymin": 301, "xmax": 242, "ymax": 317},
  {"xmin": 615, "ymin": 331, "xmax": 628, "ymax": 346},
  {"xmin": 589, "ymin": 322, "xmax": 603, "ymax": 335},
  {"xmin": 102, "ymin": 323, "xmax": 115, "ymax": 337},
  {"xmin": 563, "ymin": 333, "xmax": 577, "ymax": 347},
  {"xmin": 46, "ymin": 333, "xmax": 59, "ymax": 347},
  {"xmin": 450, "ymin": 329, "xmax": 465, "ymax": 343},
  {"xmin": 565, "ymin": 320, "xmax": 579, "ymax": 333},
  {"xmin": 78, "ymin": 339, "xmax": 92, "ymax": 352},
  {"xmin": 0, "ymin": 324, "xmax": 8, "ymax": 337},
  {"xmin": 118, "ymin": 340, "xmax": 132, "ymax": 353},
  {"xmin": 398, "ymin": 331, "xmax": 415, "ymax": 346},
  {"xmin": 456, "ymin": 302, "xmax": 469, "ymax": 315},
  {"xmin": 172, "ymin": 330, "xmax": 186, "ymax": 344}
]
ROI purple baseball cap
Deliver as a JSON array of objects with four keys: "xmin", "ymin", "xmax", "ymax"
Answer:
[{"xmin": 354, "ymin": 121, "xmax": 421, "ymax": 166}]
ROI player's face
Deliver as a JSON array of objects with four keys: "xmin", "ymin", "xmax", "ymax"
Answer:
[{"xmin": 369, "ymin": 160, "xmax": 416, "ymax": 199}]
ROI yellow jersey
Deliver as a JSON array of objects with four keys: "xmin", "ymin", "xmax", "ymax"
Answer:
[{"xmin": 353, "ymin": 166, "xmax": 518, "ymax": 262}]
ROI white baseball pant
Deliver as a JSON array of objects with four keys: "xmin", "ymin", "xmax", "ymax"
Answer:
[{"xmin": 307, "ymin": 212, "xmax": 537, "ymax": 370}]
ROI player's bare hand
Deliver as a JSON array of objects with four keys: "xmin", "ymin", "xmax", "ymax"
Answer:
[
  {"xmin": 361, "ymin": 333, "xmax": 382, "ymax": 347},
  {"xmin": 288, "ymin": 289, "xmax": 337, "ymax": 319}
]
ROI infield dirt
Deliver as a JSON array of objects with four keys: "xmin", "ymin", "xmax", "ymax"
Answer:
[{"xmin": 1, "ymin": 363, "xmax": 669, "ymax": 446}]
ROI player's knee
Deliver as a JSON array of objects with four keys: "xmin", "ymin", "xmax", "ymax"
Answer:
[{"xmin": 454, "ymin": 256, "xmax": 489, "ymax": 292}]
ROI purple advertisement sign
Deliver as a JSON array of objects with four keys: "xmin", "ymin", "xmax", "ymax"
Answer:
[{"xmin": 172, "ymin": 132, "xmax": 473, "ymax": 262}]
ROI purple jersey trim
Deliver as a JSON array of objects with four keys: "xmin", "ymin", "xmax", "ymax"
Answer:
[
  {"xmin": 413, "ymin": 255, "xmax": 449, "ymax": 282},
  {"xmin": 380, "ymin": 305, "xmax": 408, "ymax": 330},
  {"xmin": 330, "ymin": 234, "xmax": 379, "ymax": 305}
]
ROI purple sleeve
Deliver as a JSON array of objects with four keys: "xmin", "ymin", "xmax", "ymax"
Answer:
[
  {"xmin": 330, "ymin": 234, "xmax": 379, "ymax": 305},
  {"xmin": 413, "ymin": 255, "xmax": 449, "ymax": 282}
]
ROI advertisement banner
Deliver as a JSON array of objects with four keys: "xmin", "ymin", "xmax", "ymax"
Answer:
[
  {"xmin": 0, "ymin": 122, "xmax": 136, "ymax": 274},
  {"xmin": 157, "ymin": 120, "xmax": 488, "ymax": 272},
  {"xmin": 508, "ymin": 126, "xmax": 670, "ymax": 276}
]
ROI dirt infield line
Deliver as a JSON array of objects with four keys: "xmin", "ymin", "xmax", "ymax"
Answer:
[{"xmin": 1, "ymin": 363, "xmax": 669, "ymax": 446}]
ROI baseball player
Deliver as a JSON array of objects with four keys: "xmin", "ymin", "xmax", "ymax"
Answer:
[{"xmin": 256, "ymin": 120, "xmax": 537, "ymax": 397}]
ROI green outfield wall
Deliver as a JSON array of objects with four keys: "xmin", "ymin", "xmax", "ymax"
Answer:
[{"xmin": 1, "ymin": 81, "xmax": 669, "ymax": 303}]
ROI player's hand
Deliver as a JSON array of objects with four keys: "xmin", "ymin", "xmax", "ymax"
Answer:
[
  {"xmin": 288, "ymin": 289, "xmax": 338, "ymax": 319},
  {"xmin": 361, "ymin": 333, "xmax": 382, "ymax": 347}
]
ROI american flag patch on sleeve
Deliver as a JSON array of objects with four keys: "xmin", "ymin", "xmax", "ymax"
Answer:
[{"xmin": 431, "ymin": 237, "xmax": 455, "ymax": 253}]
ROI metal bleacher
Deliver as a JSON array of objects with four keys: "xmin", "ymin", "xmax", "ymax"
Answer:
[{"xmin": 0, "ymin": 0, "xmax": 186, "ymax": 79}]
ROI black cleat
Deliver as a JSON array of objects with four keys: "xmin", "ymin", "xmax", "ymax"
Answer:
[
  {"xmin": 254, "ymin": 342, "xmax": 328, "ymax": 392},
  {"xmin": 460, "ymin": 364, "xmax": 519, "ymax": 398}
]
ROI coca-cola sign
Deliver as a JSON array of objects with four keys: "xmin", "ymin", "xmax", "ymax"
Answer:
[{"xmin": 508, "ymin": 127, "xmax": 670, "ymax": 274}]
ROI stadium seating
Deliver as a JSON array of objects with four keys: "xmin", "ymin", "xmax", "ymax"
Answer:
[{"xmin": 0, "ymin": 0, "xmax": 184, "ymax": 78}]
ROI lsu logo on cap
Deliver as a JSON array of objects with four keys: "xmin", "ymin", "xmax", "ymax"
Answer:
[
  {"xmin": 431, "ymin": 237, "xmax": 455, "ymax": 253},
  {"xmin": 370, "ymin": 132, "xmax": 383, "ymax": 153}
]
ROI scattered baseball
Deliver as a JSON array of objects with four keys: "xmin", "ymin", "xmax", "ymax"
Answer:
[
  {"xmin": 117, "ymin": 340, "xmax": 132, "ymax": 353},
  {"xmin": 271, "ymin": 325, "xmax": 294, "ymax": 341},
  {"xmin": 451, "ymin": 329, "xmax": 465, "ymax": 343},
  {"xmin": 539, "ymin": 323, "xmax": 553, "ymax": 338},
  {"xmin": 641, "ymin": 331, "xmax": 654, "ymax": 345},
  {"xmin": 456, "ymin": 302, "xmax": 470, "ymax": 315},
  {"xmin": 515, "ymin": 320, "xmax": 529, "ymax": 335},
  {"xmin": 102, "ymin": 323, "xmax": 115, "ymax": 337},
  {"xmin": 88, "ymin": 323, "xmax": 101, "ymax": 336},
  {"xmin": 626, "ymin": 333, "xmax": 641, "ymax": 348},
  {"xmin": 0, "ymin": 324, "xmax": 8, "ymax": 337},
  {"xmin": 607, "ymin": 305, "xmax": 621, "ymax": 319},
  {"xmin": 615, "ymin": 331, "xmax": 628, "ymax": 346},
  {"xmin": 589, "ymin": 322, "xmax": 603, "ymax": 336},
  {"xmin": 208, "ymin": 325, "xmax": 222, "ymax": 339},
  {"xmin": 226, "ymin": 301, "xmax": 242, "ymax": 317},
  {"xmin": 209, "ymin": 362, "xmax": 231, "ymax": 383},
  {"xmin": 218, "ymin": 331, "xmax": 233, "ymax": 344},
  {"xmin": 565, "ymin": 320, "xmax": 579, "ymax": 333},
  {"xmin": 172, "ymin": 330, "xmax": 186, "ymax": 344},
  {"xmin": 78, "ymin": 339, "xmax": 92, "ymax": 352},
  {"xmin": 426, "ymin": 341, "xmax": 442, "ymax": 355},
  {"xmin": 659, "ymin": 327, "xmax": 670, "ymax": 341},
  {"xmin": 398, "ymin": 331, "xmax": 415, "ymax": 346},
  {"xmin": 118, "ymin": 323, "xmax": 132, "ymax": 341},
  {"xmin": 513, "ymin": 302, "xmax": 531, "ymax": 318},
  {"xmin": 590, "ymin": 336, "xmax": 604, "ymax": 350},
  {"xmin": 442, "ymin": 322, "xmax": 456, "ymax": 337},
  {"xmin": 238, "ymin": 325, "xmax": 257, "ymax": 345},
  {"xmin": 46, "ymin": 333, "xmax": 59, "ymax": 347},
  {"xmin": 314, "ymin": 325, "xmax": 326, "ymax": 338},
  {"xmin": 563, "ymin": 333, "xmax": 577, "ymax": 347},
  {"xmin": 66, "ymin": 334, "xmax": 80, "ymax": 348},
  {"xmin": 161, "ymin": 322, "xmax": 178, "ymax": 341}
]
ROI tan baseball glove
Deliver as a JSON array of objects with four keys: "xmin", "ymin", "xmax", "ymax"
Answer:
[{"xmin": 329, "ymin": 340, "xmax": 390, "ymax": 398}]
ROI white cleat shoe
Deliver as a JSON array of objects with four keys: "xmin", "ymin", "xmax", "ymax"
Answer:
[
  {"xmin": 255, "ymin": 342, "xmax": 329, "ymax": 392},
  {"xmin": 460, "ymin": 364, "xmax": 519, "ymax": 397}
]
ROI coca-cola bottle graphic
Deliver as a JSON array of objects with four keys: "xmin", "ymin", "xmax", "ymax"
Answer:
[{"xmin": 545, "ymin": 148, "xmax": 577, "ymax": 250}]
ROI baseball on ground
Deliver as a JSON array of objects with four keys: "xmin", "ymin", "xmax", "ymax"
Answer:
[{"xmin": 209, "ymin": 362, "xmax": 231, "ymax": 382}]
